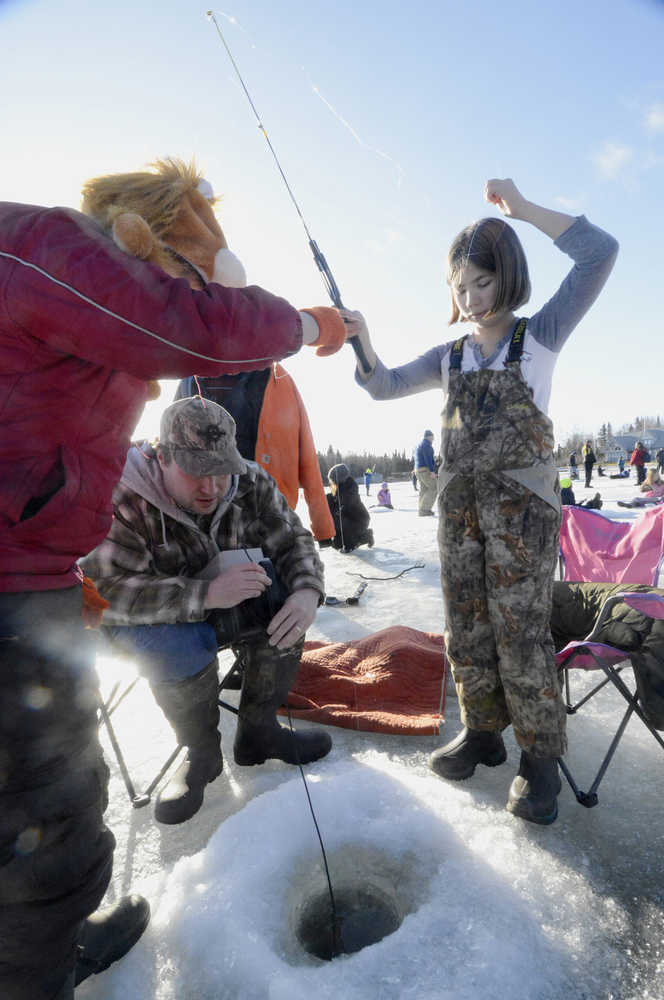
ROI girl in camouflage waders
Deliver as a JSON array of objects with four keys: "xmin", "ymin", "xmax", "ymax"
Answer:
[{"xmin": 344, "ymin": 178, "xmax": 618, "ymax": 825}]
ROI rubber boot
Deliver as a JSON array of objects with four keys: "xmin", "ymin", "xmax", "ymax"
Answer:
[
  {"xmin": 233, "ymin": 637, "xmax": 332, "ymax": 766},
  {"xmin": 506, "ymin": 751, "xmax": 562, "ymax": 825},
  {"xmin": 429, "ymin": 726, "xmax": 507, "ymax": 781},
  {"xmin": 74, "ymin": 895, "xmax": 150, "ymax": 986},
  {"xmin": 150, "ymin": 659, "xmax": 223, "ymax": 825}
]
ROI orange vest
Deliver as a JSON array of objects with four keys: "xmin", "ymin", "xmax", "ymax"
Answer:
[{"xmin": 254, "ymin": 365, "xmax": 334, "ymax": 541}]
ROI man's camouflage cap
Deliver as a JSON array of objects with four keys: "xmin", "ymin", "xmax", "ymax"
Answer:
[{"xmin": 159, "ymin": 396, "xmax": 247, "ymax": 476}]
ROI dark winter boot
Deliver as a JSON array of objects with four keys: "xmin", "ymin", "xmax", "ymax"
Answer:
[
  {"xmin": 506, "ymin": 751, "xmax": 562, "ymax": 825},
  {"xmin": 74, "ymin": 895, "xmax": 151, "ymax": 986},
  {"xmin": 150, "ymin": 659, "xmax": 223, "ymax": 825},
  {"xmin": 429, "ymin": 727, "xmax": 507, "ymax": 781},
  {"xmin": 233, "ymin": 638, "xmax": 332, "ymax": 766}
]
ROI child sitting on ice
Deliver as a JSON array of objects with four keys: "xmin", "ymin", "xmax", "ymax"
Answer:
[
  {"xmin": 560, "ymin": 477, "xmax": 602, "ymax": 509},
  {"xmin": 375, "ymin": 482, "xmax": 393, "ymax": 508},
  {"xmin": 641, "ymin": 468, "xmax": 663, "ymax": 493}
]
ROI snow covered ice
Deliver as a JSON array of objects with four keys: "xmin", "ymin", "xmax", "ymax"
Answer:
[{"xmin": 80, "ymin": 476, "xmax": 664, "ymax": 1000}]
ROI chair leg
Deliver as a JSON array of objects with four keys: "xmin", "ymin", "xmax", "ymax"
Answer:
[
  {"xmin": 557, "ymin": 756, "xmax": 598, "ymax": 808},
  {"xmin": 99, "ymin": 652, "xmax": 249, "ymax": 810},
  {"xmin": 98, "ymin": 699, "xmax": 151, "ymax": 809},
  {"xmin": 560, "ymin": 662, "xmax": 664, "ymax": 808}
]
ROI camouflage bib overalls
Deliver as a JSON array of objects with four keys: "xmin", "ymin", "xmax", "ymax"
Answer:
[{"xmin": 437, "ymin": 321, "xmax": 567, "ymax": 757}]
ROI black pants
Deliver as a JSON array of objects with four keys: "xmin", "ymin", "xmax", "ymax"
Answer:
[
  {"xmin": 584, "ymin": 461, "xmax": 594, "ymax": 488},
  {"xmin": 636, "ymin": 464, "xmax": 646, "ymax": 485},
  {"xmin": 0, "ymin": 588, "xmax": 114, "ymax": 1000}
]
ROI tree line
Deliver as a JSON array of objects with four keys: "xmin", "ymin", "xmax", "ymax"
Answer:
[
  {"xmin": 319, "ymin": 415, "xmax": 663, "ymax": 479},
  {"xmin": 556, "ymin": 415, "xmax": 662, "ymax": 460},
  {"xmin": 317, "ymin": 445, "xmax": 415, "ymax": 481}
]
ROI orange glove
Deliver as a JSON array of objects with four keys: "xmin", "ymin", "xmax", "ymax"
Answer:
[
  {"xmin": 300, "ymin": 307, "xmax": 346, "ymax": 357},
  {"xmin": 81, "ymin": 575, "xmax": 110, "ymax": 629}
]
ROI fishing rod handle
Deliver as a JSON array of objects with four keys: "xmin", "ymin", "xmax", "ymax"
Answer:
[
  {"xmin": 347, "ymin": 334, "xmax": 373, "ymax": 374},
  {"xmin": 308, "ymin": 239, "xmax": 373, "ymax": 373}
]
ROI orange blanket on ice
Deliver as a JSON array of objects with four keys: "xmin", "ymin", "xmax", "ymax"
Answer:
[{"xmin": 284, "ymin": 626, "xmax": 448, "ymax": 735}]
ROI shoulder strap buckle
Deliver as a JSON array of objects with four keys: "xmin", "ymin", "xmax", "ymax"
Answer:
[
  {"xmin": 449, "ymin": 336, "xmax": 466, "ymax": 371},
  {"xmin": 504, "ymin": 318, "xmax": 528, "ymax": 365}
]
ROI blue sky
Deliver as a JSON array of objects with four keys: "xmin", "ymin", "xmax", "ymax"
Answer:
[{"xmin": 2, "ymin": 0, "xmax": 663, "ymax": 453}]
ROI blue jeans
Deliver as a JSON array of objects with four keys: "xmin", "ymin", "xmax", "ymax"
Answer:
[
  {"xmin": 105, "ymin": 559, "xmax": 289, "ymax": 684},
  {"xmin": 105, "ymin": 621, "xmax": 219, "ymax": 682}
]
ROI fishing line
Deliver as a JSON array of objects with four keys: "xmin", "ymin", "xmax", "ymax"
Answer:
[
  {"xmin": 346, "ymin": 562, "xmax": 425, "ymax": 581},
  {"xmin": 303, "ymin": 70, "xmax": 404, "ymax": 189},
  {"xmin": 206, "ymin": 10, "xmax": 372, "ymax": 374},
  {"xmin": 286, "ymin": 703, "xmax": 344, "ymax": 957},
  {"xmin": 234, "ymin": 512, "xmax": 344, "ymax": 953}
]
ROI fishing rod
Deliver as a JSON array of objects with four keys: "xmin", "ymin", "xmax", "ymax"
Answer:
[{"xmin": 206, "ymin": 10, "xmax": 372, "ymax": 374}]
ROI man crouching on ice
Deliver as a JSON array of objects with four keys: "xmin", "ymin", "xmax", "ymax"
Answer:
[{"xmin": 82, "ymin": 396, "xmax": 330, "ymax": 826}]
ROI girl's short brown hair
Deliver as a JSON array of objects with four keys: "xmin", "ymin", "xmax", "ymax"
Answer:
[{"xmin": 446, "ymin": 217, "xmax": 531, "ymax": 325}]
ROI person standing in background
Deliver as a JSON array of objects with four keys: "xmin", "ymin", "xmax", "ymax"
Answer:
[
  {"xmin": 569, "ymin": 450, "xmax": 579, "ymax": 479},
  {"xmin": 630, "ymin": 441, "xmax": 649, "ymax": 485},
  {"xmin": 414, "ymin": 430, "xmax": 437, "ymax": 516},
  {"xmin": 583, "ymin": 440, "xmax": 596, "ymax": 488}
]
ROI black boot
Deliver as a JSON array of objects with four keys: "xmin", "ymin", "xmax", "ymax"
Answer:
[
  {"xmin": 74, "ymin": 895, "xmax": 150, "ymax": 986},
  {"xmin": 429, "ymin": 726, "xmax": 507, "ymax": 780},
  {"xmin": 233, "ymin": 638, "xmax": 332, "ymax": 766},
  {"xmin": 506, "ymin": 751, "xmax": 562, "ymax": 825},
  {"xmin": 150, "ymin": 659, "xmax": 223, "ymax": 825}
]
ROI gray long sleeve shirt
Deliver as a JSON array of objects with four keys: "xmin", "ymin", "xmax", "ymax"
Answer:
[{"xmin": 357, "ymin": 216, "xmax": 618, "ymax": 417}]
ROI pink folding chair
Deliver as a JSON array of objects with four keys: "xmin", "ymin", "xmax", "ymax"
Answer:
[
  {"xmin": 558, "ymin": 505, "xmax": 664, "ymax": 586},
  {"xmin": 555, "ymin": 592, "xmax": 664, "ymax": 807}
]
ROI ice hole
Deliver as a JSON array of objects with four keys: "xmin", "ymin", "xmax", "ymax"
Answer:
[
  {"xmin": 285, "ymin": 844, "xmax": 427, "ymax": 964},
  {"xmin": 296, "ymin": 880, "xmax": 402, "ymax": 960}
]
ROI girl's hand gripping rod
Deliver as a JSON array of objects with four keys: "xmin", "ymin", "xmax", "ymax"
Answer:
[
  {"xmin": 207, "ymin": 11, "xmax": 373, "ymax": 374},
  {"xmin": 308, "ymin": 240, "xmax": 372, "ymax": 372}
]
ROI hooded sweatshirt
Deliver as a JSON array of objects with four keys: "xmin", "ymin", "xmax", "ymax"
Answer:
[{"xmin": 80, "ymin": 443, "xmax": 324, "ymax": 626}]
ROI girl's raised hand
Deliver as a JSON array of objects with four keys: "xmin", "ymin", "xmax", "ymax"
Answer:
[{"xmin": 484, "ymin": 178, "xmax": 529, "ymax": 220}]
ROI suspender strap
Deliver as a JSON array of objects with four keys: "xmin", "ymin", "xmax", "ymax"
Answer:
[
  {"xmin": 448, "ymin": 319, "xmax": 527, "ymax": 372},
  {"xmin": 504, "ymin": 318, "xmax": 528, "ymax": 365},
  {"xmin": 448, "ymin": 336, "xmax": 466, "ymax": 371}
]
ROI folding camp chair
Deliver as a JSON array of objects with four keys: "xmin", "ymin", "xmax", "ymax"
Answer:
[
  {"xmin": 558, "ymin": 505, "xmax": 664, "ymax": 586},
  {"xmin": 98, "ymin": 651, "xmax": 243, "ymax": 809},
  {"xmin": 555, "ymin": 506, "xmax": 664, "ymax": 806},
  {"xmin": 555, "ymin": 592, "xmax": 664, "ymax": 807}
]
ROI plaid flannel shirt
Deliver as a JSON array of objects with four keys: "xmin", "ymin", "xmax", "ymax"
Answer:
[{"xmin": 81, "ymin": 462, "xmax": 324, "ymax": 626}]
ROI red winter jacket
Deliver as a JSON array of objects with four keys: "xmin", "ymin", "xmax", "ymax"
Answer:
[{"xmin": 0, "ymin": 202, "xmax": 303, "ymax": 592}]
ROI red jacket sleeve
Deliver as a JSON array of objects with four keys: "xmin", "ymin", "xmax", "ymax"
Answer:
[{"xmin": 0, "ymin": 203, "xmax": 302, "ymax": 377}]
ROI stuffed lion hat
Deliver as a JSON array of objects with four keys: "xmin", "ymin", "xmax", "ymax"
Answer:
[
  {"xmin": 81, "ymin": 156, "xmax": 345, "ymax": 357},
  {"xmin": 81, "ymin": 157, "xmax": 247, "ymax": 287}
]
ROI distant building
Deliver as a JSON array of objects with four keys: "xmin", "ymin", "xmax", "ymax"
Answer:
[
  {"xmin": 602, "ymin": 438, "xmax": 628, "ymax": 463},
  {"xmin": 613, "ymin": 428, "xmax": 664, "ymax": 459}
]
